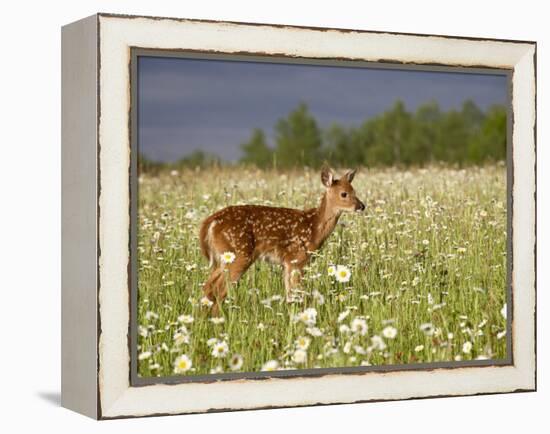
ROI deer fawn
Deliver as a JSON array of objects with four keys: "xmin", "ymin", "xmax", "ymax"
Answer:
[{"xmin": 199, "ymin": 167, "xmax": 365, "ymax": 313}]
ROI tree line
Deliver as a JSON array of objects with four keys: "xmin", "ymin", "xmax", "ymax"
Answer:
[
  {"xmin": 240, "ymin": 100, "xmax": 506, "ymax": 169},
  {"xmin": 139, "ymin": 99, "xmax": 506, "ymax": 172}
]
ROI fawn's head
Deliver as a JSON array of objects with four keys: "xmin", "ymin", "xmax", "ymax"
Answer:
[{"xmin": 321, "ymin": 167, "xmax": 366, "ymax": 213}]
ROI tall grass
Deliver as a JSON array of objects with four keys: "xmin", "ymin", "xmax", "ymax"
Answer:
[{"xmin": 137, "ymin": 164, "xmax": 507, "ymax": 377}]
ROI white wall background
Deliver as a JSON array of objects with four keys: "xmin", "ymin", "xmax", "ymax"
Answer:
[{"xmin": 0, "ymin": 0, "xmax": 546, "ymax": 432}]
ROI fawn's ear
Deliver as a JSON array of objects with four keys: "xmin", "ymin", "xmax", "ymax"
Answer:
[
  {"xmin": 321, "ymin": 167, "xmax": 335, "ymax": 187},
  {"xmin": 344, "ymin": 169, "xmax": 357, "ymax": 183}
]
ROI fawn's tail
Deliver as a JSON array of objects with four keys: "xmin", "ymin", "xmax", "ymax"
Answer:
[{"xmin": 199, "ymin": 216, "xmax": 217, "ymax": 267}]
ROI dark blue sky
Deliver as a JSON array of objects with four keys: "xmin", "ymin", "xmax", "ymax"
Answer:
[{"xmin": 138, "ymin": 56, "xmax": 508, "ymax": 162}]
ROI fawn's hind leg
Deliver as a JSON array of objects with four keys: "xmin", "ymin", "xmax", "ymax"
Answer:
[
  {"xmin": 203, "ymin": 267, "xmax": 224, "ymax": 301},
  {"xmin": 203, "ymin": 257, "xmax": 253, "ymax": 315},
  {"xmin": 203, "ymin": 267, "xmax": 227, "ymax": 316},
  {"xmin": 204, "ymin": 225, "xmax": 254, "ymax": 314},
  {"xmin": 213, "ymin": 256, "xmax": 253, "ymax": 313}
]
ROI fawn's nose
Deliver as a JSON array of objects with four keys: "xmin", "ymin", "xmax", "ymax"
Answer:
[{"xmin": 355, "ymin": 200, "xmax": 366, "ymax": 212}]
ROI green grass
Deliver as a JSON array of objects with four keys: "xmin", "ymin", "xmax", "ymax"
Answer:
[{"xmin": 137, "ymin": 164, "xmax": 508, "ymax": 377}]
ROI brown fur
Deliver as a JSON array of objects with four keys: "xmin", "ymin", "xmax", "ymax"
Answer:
[{"xmin": 198, "ymin": 168, "xmax": 365, "ymax": 314}]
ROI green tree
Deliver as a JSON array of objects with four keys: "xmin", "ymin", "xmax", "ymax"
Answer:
[
  {"xmin": 467, "ymin": 105, "xmax": 507, "ymax": 163},
  {"xmin": 461, "ymin": 99, "xmax": 485, "ymax": 133},
  {"xmin": 409, "ymin": 101, "xmax": 442, "ymax": 164},
  {"xmin": 324, "ymin": 122, "xmax": 375, "ymax": 167},
  {"xmin": 366, "ymin": 100, "xmax": 412, "ymax": 165},
  {"xmin": 434, "ymin": 109, "xmax": 470, "ymax": 163},
  {"xmin": 240, "ymin": 128, "xmax": 273, "ymax": 168},
  {"xmin": 274, "ymin": 103, "xmax": 322, "ymax": 168}
]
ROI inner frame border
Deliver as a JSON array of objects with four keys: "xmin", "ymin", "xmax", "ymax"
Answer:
[{"xmin": 128, "ymin": 47, "xmax": 514, "ymax": 387}]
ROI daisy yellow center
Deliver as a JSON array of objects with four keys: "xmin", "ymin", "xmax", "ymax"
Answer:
[{"xmin": 340, "ymin": 271, "xmax": 347, "ymax": 277}]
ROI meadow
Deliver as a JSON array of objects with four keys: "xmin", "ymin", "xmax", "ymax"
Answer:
[{"xmin": 136, "ymin": 164, "xmax": 508, "ymax": 377}]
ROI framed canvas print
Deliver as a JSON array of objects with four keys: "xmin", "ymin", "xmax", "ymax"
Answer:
[{"xmin": 61, "ymin": 13, "xmax": 536, "ymax": 419}]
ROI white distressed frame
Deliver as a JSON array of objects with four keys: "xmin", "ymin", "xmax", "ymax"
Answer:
[{"xmin": 64, "ymin": 13, "xmax": 536, "ymax": 419}]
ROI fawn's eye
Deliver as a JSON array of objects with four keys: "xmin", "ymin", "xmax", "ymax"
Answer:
[{"xmin": 340, "ymin": 192, "xmax": 348, "ymax": 198}]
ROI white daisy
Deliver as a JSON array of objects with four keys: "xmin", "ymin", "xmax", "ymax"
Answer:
[
  {"xmin": 221, "ymin": 251, "xmax": 236, "ymax": 264},
  {"xmin": 295, "ymin": 307, "xmax": 317, "ymax": 326},
  {"xmin": 144, "ymin": 311, "xmax": 159, "ymax": 321},
  {"xmin": 177, "ymin": 314, "xmax": 194, "ymax": 324},
  {"xmin": 210, "ymin": 365, "xmax": 223, "ymax": 374},
  {"xmin": 414, "ymin": 345, "xmax": 424, "ymax": 352},
  {"xmin": 211, "ymin": 340, "xmax": 229, "ymax": 358},
  {"xmin": 337, "ymin": 310, "xmax": 351, "ymax": 323},
  {"xmin": 462, "ymin": 341, "xmax": 473, "ymax": 354},
  {"xmin": 295, "ymin": 336, "xmax": 311, "ymax": 350},
  {"xmin": 500, "ymin": 303, "xmax": 507, "ymax": 320},
  {"xmin": 206, "ymin": 337, "xmax": 218, "ymax": 347},
  {"xmin": 229, "ymin": 354, "xmax": 244, "ymax": 371},
  {"xmin": 173, "ymin": 331, "xmax": 189, "ymax": 346},
  {"xmin": 210, "ymin": 317, "xmax": 225, "ymax": 325},
  {"xmin": 339, "ymin": 324, "xmax": 351, "ymax": 334},
  {"xmin": 292, "ymin": 349, "xmax": 307, "ymax": 364},
  {"xmin": 370, "ymin": 335, "xmax": 387, "ymax": 351},
  {"xmin": 261, "ymin": 360, "xmax": 279, "ymax": 371},
  {"xmin": 200, "ymin": 296, "xmax": 213, "ymax": 308},
  {"xmin": 312, "ymin": 290, "xmax": 325, "ymax": 305},
  {"xmin": 419, "ymin": 322, "xmax": 435, "ymax": 336},
  {"xmin": 354, "ymin": 345, "xmax": 367, "ymax": 355},
  {"xmin": 335, "ymin": 265, "xmax": 352, "ymax": 283},
  {"xmin": 138, "ymin": 325, "xmax": 148, "ymax": 338},
  {"xmin": 306, "ymin": 327, "xmax": 323, "ymax": 337},
  {"xmin": 138, "ymin": 351, "xmax": 152, "ymax": 361},
  {"xmin": 327, "ymin": 265, "xmax": 337, "ymax": 276},
  {"xmin": 351, "ymin": 318, "xmax": 368, "ymax": 336},
  {"xmin": 382, "ymin": 326, "xmax": 398, "ymax": 339},
  {"xmin": 173, "ymin": 354, "xmax": 192, "ymax": 373}
]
